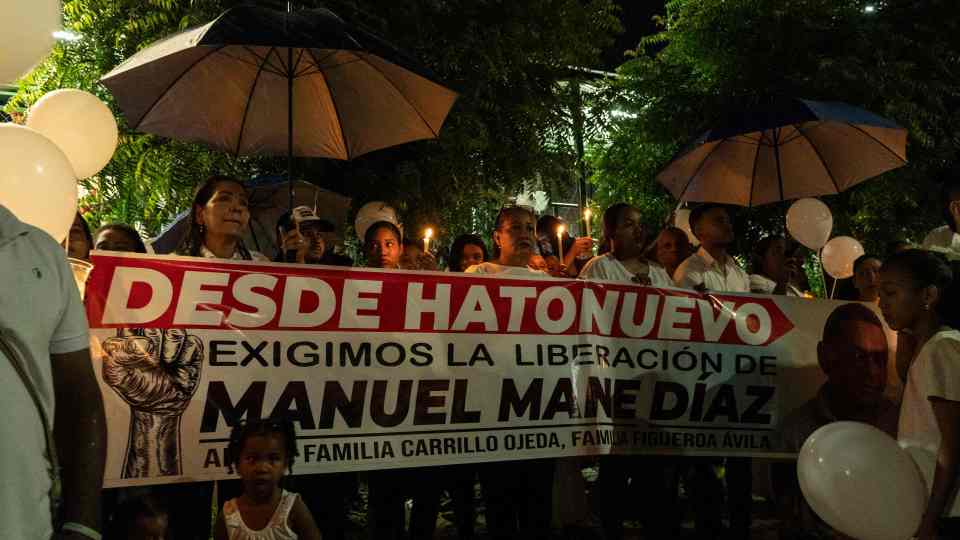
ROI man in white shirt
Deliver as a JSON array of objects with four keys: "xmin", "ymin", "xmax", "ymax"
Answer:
[
  {"xmin": 0, "ymin": 204, "xmax": 106, "ymax": 539},
  {"xmin": 674, "ymin": 204, "xmax": 751, "ymax": 292},
  {"xmin": 776, "ymin": 302, "xmax": 899, "ymax": 539},
  {"xmin": 673, "ymin": 203, "xmax": 752, "ymax": 539},
  {"xmin": 922, "ymin": 178, "xmax": 960, "ymax": 258}
]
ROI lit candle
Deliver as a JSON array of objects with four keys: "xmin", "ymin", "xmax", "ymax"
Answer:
[
  {"xmin": 557, "ymin": 224, "xmax": 565, "ymax": 262},
  {"xmin": 423, "ymin": 227, "xmax": 433, "ymax": 253},
  {"xmin": 584, "ymin": 209, "xmax": 592, "ymax": 238}
]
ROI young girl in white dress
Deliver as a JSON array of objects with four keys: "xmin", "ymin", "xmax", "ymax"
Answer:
[
  {"xmin": 214, "ymin": 419, "xmax": 321, "ymax": 540},
  {"xmin": 879, "ymin": 250, "xmax": 960, "ymax": 540}
]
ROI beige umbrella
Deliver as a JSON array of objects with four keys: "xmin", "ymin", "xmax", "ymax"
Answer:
[
  {"xmin": 656, "ymin": 98, "xmax": 907, "ymax": 206},
  {"xmin": 101, "ymin": 4, "xmax": 458, "ymax": 206}
]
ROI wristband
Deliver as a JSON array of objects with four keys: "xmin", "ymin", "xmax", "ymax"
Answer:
[{"xmin": 62, "ymin": 522, "xmax": 102, "ymax": 540}]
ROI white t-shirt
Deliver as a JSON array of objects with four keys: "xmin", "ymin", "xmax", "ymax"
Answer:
[
  {"xmin": 464, "ymin": 262, "xmax": 548, "ymax": 277},
  {"xmin": 200, "ymin": 244, "xmax": 269, "ymax": 262},
  {"xmin": 223, "ymin": 489, "xmax": 299, "ymax": 539},
  {"xmin": 578, "ymin": 253, "xmax": 673, "ymax": 287},
  {"xmin": 673, "ymin": 247, "xmax": 751, "ymax": 292},
  {"xmin": 0, "ymin": 205, "xmax": 91, "ymax": 539},
  {"xmin": 922, "ymin": 225, "xmax": 960, "ymax": 258},
  {"xmin": 898, "ymin": 328, "xmax": 960, "ymax": 517}
]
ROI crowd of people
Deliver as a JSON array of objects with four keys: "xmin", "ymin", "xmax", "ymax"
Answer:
[{"xmin": 8, "ymin": 172, "xmax": 960, "ymax": 540}]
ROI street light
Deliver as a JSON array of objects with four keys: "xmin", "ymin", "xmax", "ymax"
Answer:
[{"xmin": 864, "ymin": 5, "xmax": 876, "ymax": 13}]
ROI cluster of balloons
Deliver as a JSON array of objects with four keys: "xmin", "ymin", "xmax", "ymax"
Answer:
[
  {"xmin": 0, "ymin": 91, "xmax": 118, "ymax": 242},
  {"xmin": 0, "ymin": 1, "xmax": 119, "ymax": 243},
  {"xmin": 674, "ymin": 198, "xmax": 865, "ymax": 282},
  {"xmin": 798, "ymin": 422, "xmax": 934, "ymax": 540},
  {"xmin": 787, "ymin": 197, "xmax": 864, "ymax": 280}
]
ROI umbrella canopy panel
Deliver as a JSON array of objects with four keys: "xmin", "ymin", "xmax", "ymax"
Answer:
[
  {"xmin": 102, "ymin": 6, "xmax": 458, "ymax": 160},
  {"xmin": 656, "ymin": 99, "xmax": 907, "ymax": 207}
]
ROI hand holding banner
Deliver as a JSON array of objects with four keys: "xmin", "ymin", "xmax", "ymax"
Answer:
[{"xmin": 84, "ymin": 253, "xmax": 899, "ymax": 488}]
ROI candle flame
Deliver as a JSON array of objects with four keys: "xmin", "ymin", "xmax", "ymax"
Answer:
[
  {"xmin": 424, "ymin": 228, "xmax": 433, "ymax": 239},
  {"xmin": 584, "ymin": 209, "xmax": 592, "ymax": 220},
  {"xmin": 557, "ymin": 225, "xmax": 566, "ymax": 236}
]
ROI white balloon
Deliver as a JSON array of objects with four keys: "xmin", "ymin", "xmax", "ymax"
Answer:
[
  {"xmin": 0, "ymin": 124, "xmax": 78, "ymax": 242},
  {"xmin": 355, "ymin": 201, "xmax": 402, "ymax": 241},
  {"xmin": 821, "ymin": 236, "xmax": 865, "ymax": 279},
  {"xmin": 787, "ymin": 198, "xmax": 834, "ymax": 250},
  {"xmin": 674, "ymin": 208, "xmax": 697, "ymax": 244},
  {"xmin": 0, "ymin": 0, "xmax": 61, "ymax": 84},
  {"xmin": 27, "ymin": 89, "xmax": 119, "ymax": 179},
  {"xmin": 798, "ymin": 421, "xmax": 926, "ymax": 540},
  {"xmin": 902, "ymin": 443, "xmax": 937, "ymax": 493}
]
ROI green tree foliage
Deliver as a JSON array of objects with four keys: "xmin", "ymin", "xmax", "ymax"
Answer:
[
  {"xmin": 4, "ymin": 0, "xmax": 620, "ymax": 252},
  {"xmin": 589, "ymin": 0, "xmax": 960, "ymax": 258}
]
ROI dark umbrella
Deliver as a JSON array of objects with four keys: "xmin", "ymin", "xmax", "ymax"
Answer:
[
  {"xmin": 149, "ymin": 176, "xmax": 351, "ymax": 256},
  {"xmin": 101, "ymin": 5, "xmax": 457, "ymax": 207},
  {"xmin": 657, "ymin": 98, "xmax": 907, "ymax": 206}
]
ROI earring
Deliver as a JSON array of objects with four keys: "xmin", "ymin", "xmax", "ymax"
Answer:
[{"xmin": 199, "ymin": 223, "xmax": 205, "ymax": 235}]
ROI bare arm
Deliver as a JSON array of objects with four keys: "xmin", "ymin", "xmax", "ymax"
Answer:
[
  {"xmin": 916, "ymin": 397, "xmax": 960, "ymax": 540},
  {"xmin": 52, "ymin": 348, "xmax": 106, "ymax": 532},
  {"xmin": 896, "ymin": 331, "xmax": 918, "ymax": 383},
  {"xmin": 289, "ymin": 495, "xmax": 322, "ymax": 540}
]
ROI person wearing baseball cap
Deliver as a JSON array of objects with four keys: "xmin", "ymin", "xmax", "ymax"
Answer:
[
  {"xmin": 276, "ymin": 206, "xmax": 328, "ymax": 264},
  {"xmin": 276, "ymin": 206, "xmax": 354, "ymax": 266}
]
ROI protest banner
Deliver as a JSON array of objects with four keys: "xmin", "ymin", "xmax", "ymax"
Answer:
[{"xmin": 85, "ymin": 253, "xmax": 899, "ymax": 488}]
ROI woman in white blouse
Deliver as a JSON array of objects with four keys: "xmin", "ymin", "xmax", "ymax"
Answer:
[
  {"xmin": 579, "ymin": 203, "xmax": 672, "ymax": 287},
  {"xmin": 578, "ymin": 203, "xmax": 680, "ymax": 539},
  {"xmin": 466, "ymin": 206, "xmax": 555, "ymax": 539},
  {"xmin": 176, "ymin": 175, "xmax": 268, "ymax": 261}
]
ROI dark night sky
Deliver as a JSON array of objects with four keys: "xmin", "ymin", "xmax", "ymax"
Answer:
[{"xmin": 600, "ymin": 0, "xmax": 665, "ymax": 71}]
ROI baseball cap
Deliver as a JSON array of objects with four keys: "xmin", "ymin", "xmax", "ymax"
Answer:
[
  {"xmin": 292, "ymin": 206, "xmax": 322, "ymax": 225},
  {"xmin": 278, "ymin": 206, "xmax": 323, "ymax": 232}
]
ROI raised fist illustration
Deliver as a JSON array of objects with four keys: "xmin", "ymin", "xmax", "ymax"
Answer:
[
  {"xmin": 100, "ymin": 328, "xmax": 204, "ymax": 477},
  {"xmin": 102, "ymin": 328, "xmax": 203, "ymax": 415}
]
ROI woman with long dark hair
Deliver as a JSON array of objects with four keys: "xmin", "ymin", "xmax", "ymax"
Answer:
[
  {"xmin": 176, "ymin": 175, "xmax": 267, "ymax": 261},
  {"xmin": 167, "ymin": 175, "xmax": 265, "ymax": 540},
  {"xmin": 881, "ymin": 250, "xmax": 960, "ymax": 539},
  {"xmin": 580, "ymin": 203, "xmax": 672, "ymax": 286},
  {"xmin": 582, "ymin": 203, "xmax": 679, "ymax": 539},
  {"xmin": 448, "ymin": 233, "xmax": 489, "ymax": 272}
]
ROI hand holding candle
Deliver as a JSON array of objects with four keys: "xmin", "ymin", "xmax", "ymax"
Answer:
[
  {"xmin": 557, "ymin": 224, "xmax": 565, "ymax": 262},
  {"xmin": 423, "ymin": 227, "xmax": 433, "ymax": 253}
]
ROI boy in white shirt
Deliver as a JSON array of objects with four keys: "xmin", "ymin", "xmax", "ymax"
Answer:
[
  {"xmin": 673, "ymin": 203, "xmax": 752, "ymax": 539},
  {"xmin": 674, "ymin": 204, "xmax": 750, "ymax": 293}
]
